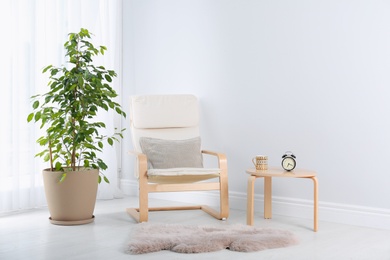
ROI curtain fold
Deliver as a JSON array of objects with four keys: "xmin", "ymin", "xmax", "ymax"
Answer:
[{"xmin": 0, "ymin": 0, "xmax": 123, "ymax": 213}]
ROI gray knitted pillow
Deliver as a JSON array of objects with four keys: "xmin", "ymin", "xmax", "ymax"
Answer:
[{"xmin": 139, "ymin": 137, "xmax": 203, "ymax": 169}]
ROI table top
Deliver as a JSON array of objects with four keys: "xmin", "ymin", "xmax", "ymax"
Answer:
[{"xmin": 246, "ymin": 167, "xmax": 316, "ymax": 178}]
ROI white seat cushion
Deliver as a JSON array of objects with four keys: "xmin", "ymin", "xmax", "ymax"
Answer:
[{"xmin": 147, "ymin": 168, "xmax": 221, "ymax": 176}]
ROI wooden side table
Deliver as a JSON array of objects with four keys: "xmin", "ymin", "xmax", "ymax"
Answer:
[{"xmin": 246, "ymin": 167, "xmax": 318, "ymax": 232}]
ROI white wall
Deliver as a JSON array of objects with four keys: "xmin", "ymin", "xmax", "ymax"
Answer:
[{"xmin": 121, "ymin": 0, "xmax": 390, "ymax": 227}]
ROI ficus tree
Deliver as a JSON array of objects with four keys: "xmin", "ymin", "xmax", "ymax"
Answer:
[{"xmin": 27, "ymin": 28, "xmax": 126, "ymax": 183}]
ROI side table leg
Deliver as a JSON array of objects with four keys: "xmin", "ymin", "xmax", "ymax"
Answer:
[
  {"xmin": 264, "ymin": 176, "xmax": 272, "ymax": 219},
  {"xmin": 247, "ymin": 175, "xmax": 256, "ymax": 225},
  {"xmin": 312, "ymin": 176, "xmax": 319, "ymax": 232}
]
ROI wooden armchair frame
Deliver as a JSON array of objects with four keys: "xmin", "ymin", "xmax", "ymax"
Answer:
[{"xmin": 126, "ymin": 149, "xmax": 229, "ymax": 223}]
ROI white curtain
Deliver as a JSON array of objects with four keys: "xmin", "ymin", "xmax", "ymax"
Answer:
[{"xmin": 0, "ymin": 0, "xmax": 123, "ymax": 214}]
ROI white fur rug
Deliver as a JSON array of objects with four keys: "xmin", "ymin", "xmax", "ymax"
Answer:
[{"xmin": 126, "ymin": 223, "xmax": 298, "ymax": 254}]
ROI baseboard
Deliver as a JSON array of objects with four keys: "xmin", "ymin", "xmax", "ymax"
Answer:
[{"xmin": 119, "ymin": 179, "xmax": 390, "ymax": 230}]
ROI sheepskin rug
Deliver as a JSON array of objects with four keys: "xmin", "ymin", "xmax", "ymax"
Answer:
[{"xmin": 126, "ymin": 223, "xmax": 298, "ymax": 254}]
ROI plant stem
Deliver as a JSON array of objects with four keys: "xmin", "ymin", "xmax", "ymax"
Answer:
[{"xmin": 48, "ymin": 139, "xmax": 53, "ymax": 171}]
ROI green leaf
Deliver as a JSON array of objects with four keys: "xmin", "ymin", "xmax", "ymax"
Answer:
[
  {"xmin": 55, "ymin": 161, "xmax": 62, "ymax": 171},
  {"xmin": 84, "ymin": 160, "xmax": 90, "ymax": 167},
  {"xmin": 103, "ymin": 176, "xmax": 109, "ymax": 183},
  {"xmin": 97, "ymin": 160, "xmax": 107, "ymax": 170},
  {"xmin": 50, "ymin": 81, "xmax": 59, "ymax": 89},
  {"xmin": 51, "ymin": 68, "xmax": 58, "ymax": 76},
  {"xmin": 115, "ymin": 107, "xmax": 122, "ymax": 115},
  {"xmin": 107, "ymin": 138, "xmax": 113, "ymax": 146},
  {"xmin": 102, "ymin": 103, "xmax": 108, "ymax": 111},
  {"xmin": 43, "ymin": 153, "xmax": 50, "ymax": 162},
  {"xmin": 44, "ymin": 95, "xmax": 52, "ymax": 104},
  {"xmin": 108, "ymin": 70, "xmax": 116, "ymax": 76},
  {"xmin": 84, "ymin": 143, "xmax": 96, "ymax": 150},
  {"xmin": 100, "ymin": 47, "xmax": 105, "ymax": 55},
  {"xmin": 104, "ymin": 75, "xmax": 112, "ymax": 82},
  {"xmin": 37, "ymin": 136, "xmax": 47, "ymax": 145},
  {"xmin": 42, "ymin": 65, "xmax": 53, "ymax": 73},
  {"xmin": 78, "ymin": 76, "xmax": 84, "ymax": 86},
  {"xmin": 27, "ymin": 113, "xmax": 34, "ymax": 122},
  {"xmin": 34, "ymin": 112, "xmax": 41, "ymax": 121},
  {"xmin": 98, "ymin": 141, "xmax": 103, "ymax": 149},
  {"xmin": 59, "ymin": 173, "xmax": 67, "ymax": 183},
  {"xmin": 32, "ymin": 101, "xmax": 40, "ymax": 109}
]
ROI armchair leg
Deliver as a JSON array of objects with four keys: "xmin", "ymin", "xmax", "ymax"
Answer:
[
  {"xmin": 219, "ymin": 176, "xmax": 229, "ymax": 219},
  {"xmin": 218, "ymin": 158, "xmax": 229, "ymax": 219},
  {"xmin": 138, "ymin": 173, "xmax": 149, "ymax": 222},
  {"xmin": 126, "ymin": 169, "xmax": 149, "ymax": 223},
  {"xmin": 200, "ymin": 172, "xmax": 229, "ymax": 220},
  {"xmin": 126, "ymin": 208, "xmax": 140, "ymax": 222}
]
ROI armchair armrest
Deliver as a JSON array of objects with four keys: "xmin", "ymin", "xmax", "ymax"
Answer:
[
  {"xmin": 201, "ymin": 150, "xmax": 226, "ymax": 159},
  {"xmin": 201, "ymin": 150, "xmax": 227, "ymax": 170}
]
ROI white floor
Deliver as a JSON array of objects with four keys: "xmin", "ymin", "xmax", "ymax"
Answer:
[{"xmin": 1, "ymin": 196, "xmax": 390, "ymax": 260}]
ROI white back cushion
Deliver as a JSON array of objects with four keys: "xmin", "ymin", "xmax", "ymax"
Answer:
[
  {"xmin": 130, "ymin": 95, "xmax": 199, "ymax": 129},
  {"xmin": 130, "ymin": 95, "xmax": 200, "ymax": 153}
]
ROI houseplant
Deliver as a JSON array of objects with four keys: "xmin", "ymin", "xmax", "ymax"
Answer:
[{"xmin": 27, "ymin": 28, "xmax": 126, "ymax": 225}]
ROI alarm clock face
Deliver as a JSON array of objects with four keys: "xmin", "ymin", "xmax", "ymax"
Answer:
[{"xmin": 282, "ymin": 157, "xmax": 296, "ymax": 171}]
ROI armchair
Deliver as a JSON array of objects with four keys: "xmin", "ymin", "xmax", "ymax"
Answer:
[{"xmin": 126, "ymin": 94, "xmax": 229, "ymax": 222}]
